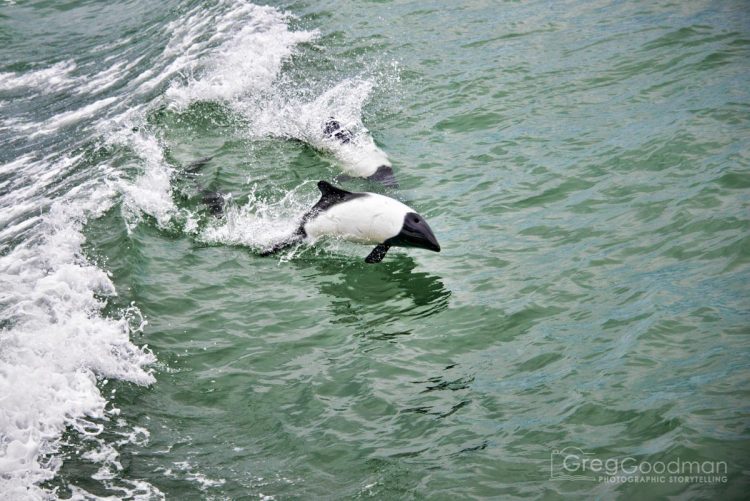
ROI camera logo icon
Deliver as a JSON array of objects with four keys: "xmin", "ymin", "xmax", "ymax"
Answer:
[{"xmin": 550, "ymin": 447, "xmax": 597, "ymax": 481}]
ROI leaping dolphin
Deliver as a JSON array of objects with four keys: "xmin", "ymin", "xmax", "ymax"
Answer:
[{"xmin": 262, "ymin": 180, "xmax": 440, "ymax": 263}]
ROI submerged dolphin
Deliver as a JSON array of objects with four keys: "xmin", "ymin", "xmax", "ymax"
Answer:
[
  {"xmin": 262, "ymin": 181, "xmax": 440, "ymax": 263},
  {"xmin": 322, "ymin": 119, "xmax": 398, "ymax": 188}
]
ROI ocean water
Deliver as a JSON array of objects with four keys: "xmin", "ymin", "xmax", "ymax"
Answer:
[{"xmin": 1, "ymin": 0, "xmax": 749, "ymax": 498}]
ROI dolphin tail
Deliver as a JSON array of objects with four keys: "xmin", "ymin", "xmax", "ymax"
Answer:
[
  {"xmin": 259, "ymin": 230, "xmax": 305, "ymax": 257},
  {"xmin": 201, "ymin": 190, "xmax": 225, "ymax": 217},
  {"xmin": 184, "ymin": 156, "xmax": 214, "ymax": 174}
]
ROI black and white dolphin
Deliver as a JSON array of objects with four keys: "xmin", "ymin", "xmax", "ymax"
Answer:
[
  {"xmin": 262, "ymin": 181, "xmax": 440, "ymax": 263},
  {"xmin": 322, "ymin": 119, "xmax": 398, "ymax": 187}
]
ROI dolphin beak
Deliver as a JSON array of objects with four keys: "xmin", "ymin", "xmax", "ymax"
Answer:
[
  {"xmin": 424, "ymin": 227, "xmax": 441, "ymax": 252},
  {"xmin": 412, "ymin": 219, "xmax": 440, "ymax": 252}
]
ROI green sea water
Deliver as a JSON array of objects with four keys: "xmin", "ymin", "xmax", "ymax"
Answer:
[{"xmin": 1, "ymin": 0, "xmax": 749, "ymax": 499}]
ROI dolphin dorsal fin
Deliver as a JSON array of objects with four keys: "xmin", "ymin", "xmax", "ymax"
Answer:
[
  {"xmin": 317, "ymin": 180, "xmax": 352, "ymax": 199},
  {"xmin": 300, "ymin": 181, "xmax": 366, "ymax": 225}
]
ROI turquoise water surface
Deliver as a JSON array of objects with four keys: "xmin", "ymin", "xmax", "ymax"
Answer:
[{"xmin": 0, "ymin": 0, "xmax": 749, "ymax": 499}]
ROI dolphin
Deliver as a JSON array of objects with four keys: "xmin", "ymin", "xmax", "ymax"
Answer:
[{"xmin": 262, "ymin": 180, "xmax": 440, "ymax": 263}]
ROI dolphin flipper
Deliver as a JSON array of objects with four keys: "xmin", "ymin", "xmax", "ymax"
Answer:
[{"xmin": 365, "ymin": 244, "xmax": 390, "ymax": 263}]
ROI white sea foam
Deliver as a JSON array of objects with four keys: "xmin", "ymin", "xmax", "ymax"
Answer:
[
  {"xmin": 0, "ymin": 154, "xmax": 83, "ymax": 244},
  {"xmin": 164, "ymin": 3, "xmax": 317, "ymax": 108},
  {"xmin": 110, "ymin": 128, "xmax": 179, "ymax": 230},
  {"xmin": 199, "ymin": 183, "xmax": 313, "ymax": 253},
  {"xmin": 34, "ymin": 97, "xmax": 120, "ymax": 136},
  {"xmin": 8, "ymin": 96, "xmax": 122, "ymax": 138},
  {"xmin": 0, "ymin": 55, "xmax": 140, "ymax": 101},
  {"xmin": 0, "ymin": 60, "xmax": 78, "ymax": 93},
  {"xmin": 0, "ymin": 178, "xmax": 156, "ymax": 499},
  {"xmin": 173, "ymin": 461, "xmax": 226, "ymax": 490},
  {"xmin": 75, "ymin": 55, "xmax": 145, "ymax": 96}
]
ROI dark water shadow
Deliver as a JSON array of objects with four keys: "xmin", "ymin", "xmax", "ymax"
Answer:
[{"xmin": 295, "ymin": 253, "xmax": 451, "ymax": 334}]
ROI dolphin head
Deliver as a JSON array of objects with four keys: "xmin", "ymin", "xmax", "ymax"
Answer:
[
  {"xmin": 368, "ymin": 165, "xmax": 399, "ymax": 188},
  {"xmin": 386, "ymin": 212, "xmax": 441, "ymax": 252}
]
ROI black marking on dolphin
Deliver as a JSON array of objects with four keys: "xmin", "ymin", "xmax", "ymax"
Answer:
[
  {"xmin": 323, "ymin": 118, "xmax": 354, "ymax": 144},
  {"xmin": 302, "ymin": 180, "xmax": 366, "ymax": 222}
]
